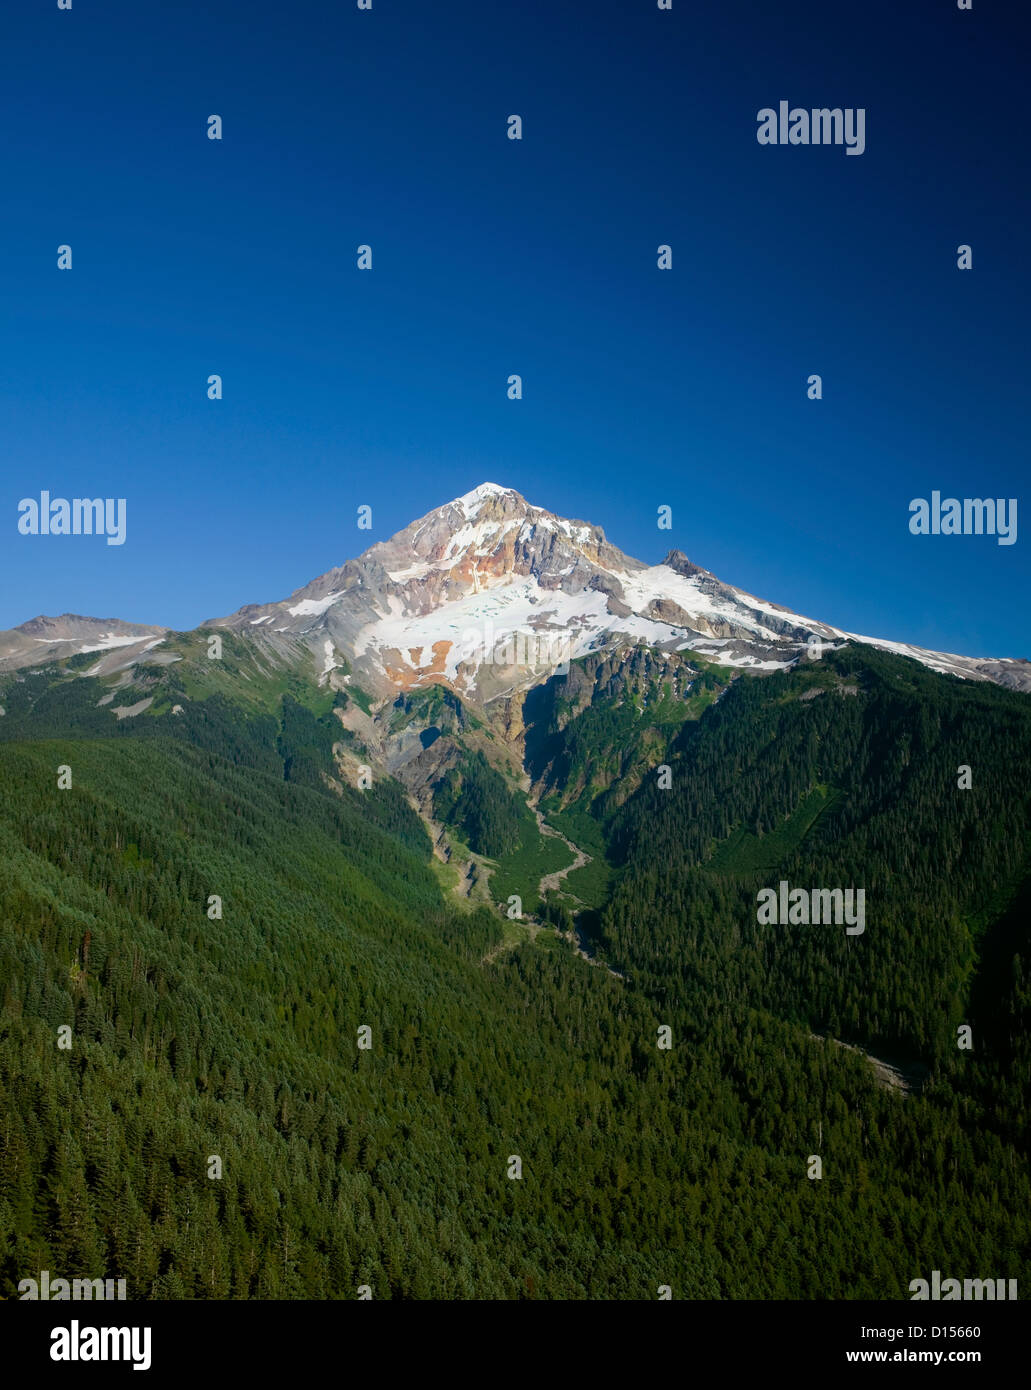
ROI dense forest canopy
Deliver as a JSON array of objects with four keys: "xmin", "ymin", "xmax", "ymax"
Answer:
[{"xmin": 1, "ymin": 642, "xmax": 1028, "ymax": 1298}]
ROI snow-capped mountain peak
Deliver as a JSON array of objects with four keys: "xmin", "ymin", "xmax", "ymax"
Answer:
[
  {"xmin": 202, "ymin": 486, "xmax": 1031, "ymax": 700},
  {"xmin": 2, "ymin": 486, "xmax": 1028, "ymax": 700},
  {"xmin": 454, "ymin": 481, "xmax": 516, "ymax": 514}
]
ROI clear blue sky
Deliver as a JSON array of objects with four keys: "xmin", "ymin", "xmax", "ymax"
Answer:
[{"xmin": 1, "ymin": 0, "xmax": 1028, "ymax": 660}]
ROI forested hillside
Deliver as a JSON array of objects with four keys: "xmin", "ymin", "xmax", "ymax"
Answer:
[
  {"xmin": 600, "ymin": 647, "xmax": 1031, "ymax": 1074},
  {"xmin": 1, "ymin": 644, "xmax": 1029, "ymax": 1298}
]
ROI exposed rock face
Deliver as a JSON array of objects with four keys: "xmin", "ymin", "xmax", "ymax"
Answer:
[
  {"xmin": 205, "ymin": 485, "xmax": 1030, "ymax": 698},
  {"xmin": 520, "ymin": 643, "xmax": 705, "ymax": 814},
  {"xmin": 4, "ymin": 484, "xmax": 1030, "ymax": 701},
  {"xmin": 0, "ymin": 614, "xmax": 166, "ymax": 675},
  {"xmin": 496, "ymin": 691, "xmax": 527, "ymax": 744}
]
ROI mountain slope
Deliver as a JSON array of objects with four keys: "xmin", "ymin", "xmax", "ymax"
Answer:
[
  {"xmin": 2, "ymin": 627, "xmax": 1030, "ymax": 1298},
  {"xmin": 4, "ymin": 485, "xmax": 1029, "ymax": 702},
  {"xmin": 207, "ymin": 483, "xmax": 1031, "ymax": 699}
]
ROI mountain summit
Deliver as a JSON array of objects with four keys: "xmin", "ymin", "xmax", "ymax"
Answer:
[
  {"xmin": 2, "ymin": 484, "xmax": 1028, "ymax": 696},
  {"xmin": 206, "ymin": 484, "xmax": 1031, "ymax": 698}
]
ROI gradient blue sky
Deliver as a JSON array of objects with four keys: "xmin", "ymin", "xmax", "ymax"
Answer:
[{"xmin": 2, "ymin": 0, "xmax": 1028, "ymax": 659}]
